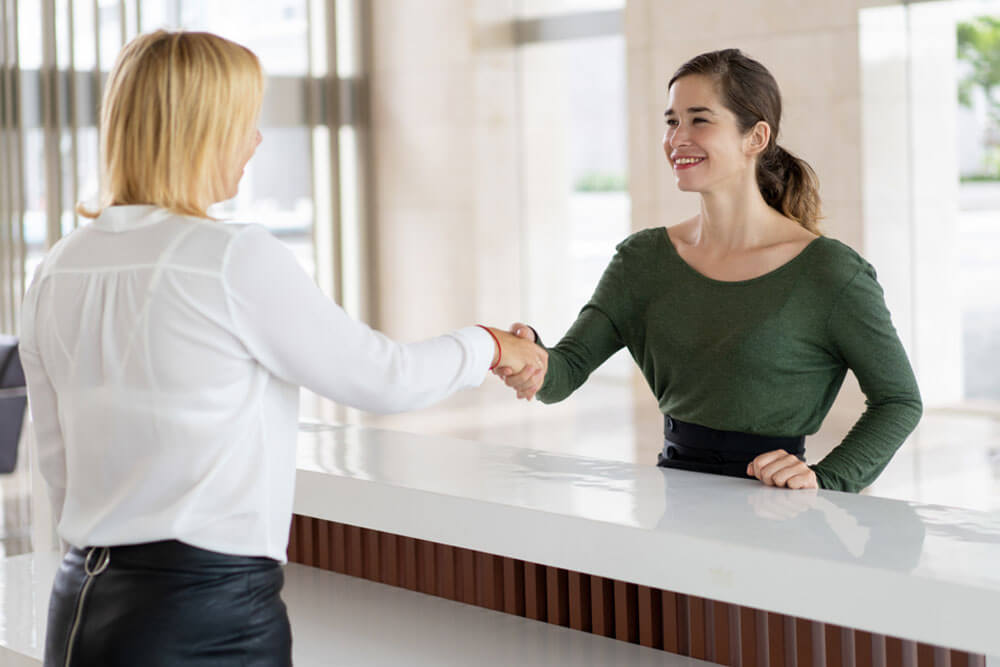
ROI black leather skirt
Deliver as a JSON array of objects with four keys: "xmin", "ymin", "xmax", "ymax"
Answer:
[
  {"xmin": 657, "ymin": 415, "xmax": 806, "ymax": 479},
  {"xmin": 44, "ymin": 540, "xmax": 291, "ymax": 667}
]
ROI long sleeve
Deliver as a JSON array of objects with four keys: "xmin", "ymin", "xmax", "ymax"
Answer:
[
  {"xmin": 811, "ymin": 264, "xmax": 923, "ymax": 492},
  {"xmin": 19, "ymin": 268, "xmax": 68, "ymax": 525},
  {"xmin": 536, "ymin": 307, "xmax": 625, "ymax": 404},
  {"xmin": 223, "ymin": 225, "xmax": 495, "ymax": 414}
]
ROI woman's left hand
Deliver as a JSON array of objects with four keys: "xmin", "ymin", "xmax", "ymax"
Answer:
[{"xmin": 746, "ymin": 450, "xmax": 818, "ymax": 489}]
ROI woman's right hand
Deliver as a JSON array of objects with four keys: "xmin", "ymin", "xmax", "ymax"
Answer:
[{"xmin": 492, "ymin": 323, "xmax": 547, "ymax": 400}]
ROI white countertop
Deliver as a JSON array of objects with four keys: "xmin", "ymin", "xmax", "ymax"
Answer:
[
  {"xmin": 294, "ymin": 423, "xmax": 1000, "ymax": 657},
  {"xmin": 0, "ymin": 551, "xmax": 704, "ymax": 666}
]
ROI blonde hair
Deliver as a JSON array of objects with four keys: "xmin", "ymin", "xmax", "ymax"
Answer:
[{"xmin": 80, "ymin": 30, "xmax": 263, "ymax": 219}]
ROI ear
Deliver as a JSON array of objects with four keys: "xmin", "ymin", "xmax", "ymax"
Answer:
[{"xmin": 744, "ymin": 120, "xmax": 771, "ymax": 158}]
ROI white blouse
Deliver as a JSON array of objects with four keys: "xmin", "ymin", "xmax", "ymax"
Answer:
[{"xmin": 20, "ymin": 206, "xmax": 494, "ymax": 562}]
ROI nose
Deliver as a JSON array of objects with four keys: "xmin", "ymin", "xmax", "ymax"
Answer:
[
  {"xmin": 668, "ymin": 124, "xmax": 691, "ymax": 151},
  {"xmin": 255, "ymin": 129, "xmax": 263, "ymax": 147}
]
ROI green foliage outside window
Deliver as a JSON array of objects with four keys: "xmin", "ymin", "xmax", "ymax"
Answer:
[
  {"xmin": 574, "ymin": 170, "xmax": 627, "ymax": 192},
  {"xmin": 958, "ymin": 16, "xmax": 1000, "ymax": 180}
]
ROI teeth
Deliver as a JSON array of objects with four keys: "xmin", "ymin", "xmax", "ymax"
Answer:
[{"xmin": 675, "ymin": 157, "xmax": 704, "ymax": 165}]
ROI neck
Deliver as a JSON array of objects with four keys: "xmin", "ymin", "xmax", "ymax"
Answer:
[{"xmin": 694, "ymin": 175, "xmax": 780, "ymax": 251}]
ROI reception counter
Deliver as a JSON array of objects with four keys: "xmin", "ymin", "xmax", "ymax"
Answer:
[
  {"xmin": 290, "ymin": 423, "xmax": 1000, "ymax": 667},
  {"xmin": 3, "ymin": 422, "xmax": 997, "ymax": 665}
]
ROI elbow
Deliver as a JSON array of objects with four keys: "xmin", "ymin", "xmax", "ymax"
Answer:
[
  {"xmin": 906, "ymin": 387, "xmax": 924, "ymax": 429},
  {"xmin": 912, "ymin": 395, "xmax": 924, "ymax": 422},
  {"xmin": 887, "ymin": 393, "xmax": 923, "ymax": 438}
]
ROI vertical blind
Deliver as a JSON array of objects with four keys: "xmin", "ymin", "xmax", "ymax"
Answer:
[
  {"xmin": 0, "ymin": 0, "xmax": 372, "ymax": 336},
  {"xmin": 0, "ymin": 0, "xmax": 25, "ymax": 335}
]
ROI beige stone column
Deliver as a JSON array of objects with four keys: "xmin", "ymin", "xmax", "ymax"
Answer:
[{"xmin": 368, "ymin": 0, "xmax": 523, "ymax": 340}]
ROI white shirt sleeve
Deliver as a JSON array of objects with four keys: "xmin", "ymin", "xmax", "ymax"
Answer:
[
  {"xmin": 222, "ymin": 224, "xmax": 495, "ymax": 414},
  {"xmin": 19, "ymin": 268, "xmax": 68, "ymax": 525}
]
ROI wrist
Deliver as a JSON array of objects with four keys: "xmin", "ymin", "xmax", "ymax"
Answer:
[{"xmin": 477, "ymin": 325, "xmax": 502, "ymax": 370}]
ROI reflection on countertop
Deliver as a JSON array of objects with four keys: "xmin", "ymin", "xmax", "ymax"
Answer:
[{"xmin": 295, "ymin": 423, "xmax": 1000, "ymax": 591}]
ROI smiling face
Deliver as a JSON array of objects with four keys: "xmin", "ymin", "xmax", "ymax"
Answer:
[{"xmin": 663, "ymin": 74, "xmax": 763, "ymax": 195}]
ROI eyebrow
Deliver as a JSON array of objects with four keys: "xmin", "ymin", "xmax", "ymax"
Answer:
[{"xmin": 664, "ymin": 106, "xmax": 717, "ymax": 117}]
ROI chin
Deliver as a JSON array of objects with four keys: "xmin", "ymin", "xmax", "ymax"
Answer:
[{"xmin": 675, "ymin": 178, "xmax": 705, "ymax": 194}]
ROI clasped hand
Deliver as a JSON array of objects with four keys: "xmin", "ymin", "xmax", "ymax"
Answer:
[
  {"xmin": 746, "ymin": 450, "xmax": 818, "ymax": 489},
  {"xmin": 489, "ymin": 322, "xmax": 547, "ymax": 400}
]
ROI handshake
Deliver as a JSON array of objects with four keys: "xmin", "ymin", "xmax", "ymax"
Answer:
[{"xmin": 485, "ymin": 322, "xmax": 548, "ymax": 401}]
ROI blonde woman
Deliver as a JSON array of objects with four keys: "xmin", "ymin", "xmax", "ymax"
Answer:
[{"xmin": 20, "ymin": 31, "xmax": 544, "ymax": 666}]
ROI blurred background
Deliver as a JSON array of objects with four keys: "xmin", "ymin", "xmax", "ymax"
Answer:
[{"xmin": 2, "ymin": 0, "xmax": 999, "ymax": 557}]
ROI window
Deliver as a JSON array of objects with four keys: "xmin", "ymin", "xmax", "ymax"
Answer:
[
  {"xmin": 515, "ymin": 5, "xmax": 631, "ymax": 380},
  {"xmin": 0, "ymin": 0, "xmax": 367, "ymax": 331},
  {"xmin": 860, "ymin": 0, "xmax": 1000, "ymax": 411}
]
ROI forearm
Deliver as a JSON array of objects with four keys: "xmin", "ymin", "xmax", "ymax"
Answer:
[
  {"xmin": 226, "ymin": 226, "xmax": 496, "ymax": 413},
  {"xmin": 819, "ymin": 262, "xmax": 924, "ymax": 492},
  {"xmin": 536, "ymin": 306, "xmax": 624, "ymax": 404},
  {"xmin": 21, "ymin": 347, "xmax": 68, "ymax": 523},
  {"xmin": 811, "ymin": 395, "xmax": 923, "ymax": 492}
]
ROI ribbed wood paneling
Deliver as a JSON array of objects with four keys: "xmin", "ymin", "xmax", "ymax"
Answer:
[{"xmin": 288, "ymin": 515, "xmax": 984, "ymax": 667}]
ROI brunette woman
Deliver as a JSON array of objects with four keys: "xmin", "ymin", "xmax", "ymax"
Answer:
[{"xmin": 500, "ymin": 49, "xmax": 921, "ymax": 493}]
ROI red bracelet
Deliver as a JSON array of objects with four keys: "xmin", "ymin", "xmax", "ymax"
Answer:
[{"xmin": 477, "ymin": 325, "xmax": 501, "ymax": 370}]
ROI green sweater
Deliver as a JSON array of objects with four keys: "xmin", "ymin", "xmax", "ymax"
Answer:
[{"xmin": 536, "ymin": 228, "xmax": 922, "ymax": 492}]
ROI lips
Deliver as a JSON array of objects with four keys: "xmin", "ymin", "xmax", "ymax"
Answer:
[{"xmin": 673, "ymin": 156, "xmax": 706, "ymax": 170}]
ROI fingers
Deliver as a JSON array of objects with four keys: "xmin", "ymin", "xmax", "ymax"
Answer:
[
  {"xmin": 488, "ymin": 329, "xmax": 547, "ymax": 400},
  {"xmin": 747, "ymin": 450, "xmax": 818, "ymax": 489},
  {"xmin": 496, "ymin": 365, "xmax": 541, "ymax": 394},
  {"xmin": 507, "ymin": 361, "xmax": 545, "ymax": 400},
  {"xmin": 494, "ymin": 366, "xmax": 543, "ymax": 400},
  {"xmin": 509, "ymin": 322, "xmax": 535, "ymax": 341},
  {"xmin": 746, "ymin": 450, "xmax": 785, "ymax": 479},
  {"xmin": 784, "ymin": 471, "xmax": 818, "ymax": 490}
]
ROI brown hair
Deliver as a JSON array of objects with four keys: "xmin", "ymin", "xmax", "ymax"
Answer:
[
  {"xmin": 79, "ymin": 30, "xmax": 263, "ymax": 219},
  {"xmin": 669, "ymin": 49, "xmax": 822, "ymax": 233}
]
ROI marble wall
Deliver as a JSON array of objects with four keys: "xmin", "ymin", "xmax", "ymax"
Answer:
[
  {"xmin": 365, "ymin": 0, "xmax": 960, "ymax": 418},
  {"xmin": 368, "ymin": 1, "xmax": 522, "ymax": 339}
]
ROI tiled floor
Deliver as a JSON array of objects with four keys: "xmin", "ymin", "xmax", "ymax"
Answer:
[
  {"xmin": 0, "ymin": 446, "xmax": 32, "ymax": 559},
  {"xmin": 3, "ymin": 379, "xmax": 998, "ymax": 559}
]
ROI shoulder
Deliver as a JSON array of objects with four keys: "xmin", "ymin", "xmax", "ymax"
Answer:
[
  {"xmin": 223, "ymin": 222, "xmax": 284, "ymax": 257},
  {"xmin": 141, "ymin": 216, "xmax": 269, "ymax": 277},
  {"xmin": 603, "ymin": 228, "xmax": 670, "ymax": 281},
  {"xmin": 221, "ymin": 222, "xmax": 302, "ymax": 280},
  {"xmin": 615, "ymin": 226, "xmax": 668, "ymax": 254},
  {"xmin": 163, "ymin": 217, "xmax": 274, "ymax": 259},
  {"xmin": 804, "ymin": 236, "xmax": 875, "ymax": 287},
  {"xmin": 801, "ymin": 238, "xmax": 892, "ymax": 320},
  {"xmin": 28, "ymin": 224, "xmax": 93, "ymax": 283}
]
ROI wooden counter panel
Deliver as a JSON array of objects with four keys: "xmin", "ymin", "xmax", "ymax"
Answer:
[{"xmin": 289, "ymin": 514, "xmax": 983, "ymax": 667}]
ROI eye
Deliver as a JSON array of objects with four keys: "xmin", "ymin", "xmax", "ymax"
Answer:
[
  {"xmin": 693, "ymin": 118, "xmax": 708, "ymax": 124},
  {"xmin": 665, "ymin": 118, "xmax": 678, "ymax": 127}
]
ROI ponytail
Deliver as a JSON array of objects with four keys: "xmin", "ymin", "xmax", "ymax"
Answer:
[{"xmin": 757, "ymin": 144, "xmax": 822, "ymax": 234}]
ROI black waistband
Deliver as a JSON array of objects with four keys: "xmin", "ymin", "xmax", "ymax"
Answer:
[
  {"xmin": 72, "ymin": 540, "xmax": 278, "ymax": 573},
  {"xmin": 663, "ymin": 415, "xmax": 805, "ymax": 457}
]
